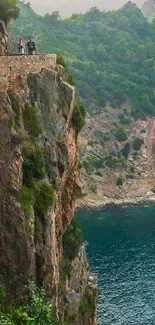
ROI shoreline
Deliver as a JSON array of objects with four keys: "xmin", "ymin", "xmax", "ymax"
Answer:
[{"xmin": 76, "ymin": 195, "xmax": 155, "ymax": 212}]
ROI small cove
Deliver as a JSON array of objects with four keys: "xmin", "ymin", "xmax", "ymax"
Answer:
[{"xmin": 76, "ymin": 206, "xmax": 155, "ymax": 325}]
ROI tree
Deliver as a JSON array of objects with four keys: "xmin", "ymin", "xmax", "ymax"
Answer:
[
  {"xmin": 0, "ymin": 0, "xmax": 19, "ymax": 24},
  {"xmin": 115, "ymin": 125, "xmax": 128, "ymax": 142},
  {"xmin": 116, "ymin": 176, "xmax": 123, "ymax": 186},
  {"xmin": 0, "ymin": 0, "xmax": 19, "ymax": 55},
  {"xmin": 133, "ymin": 137, "xmax": 144, "ymax": 151}
]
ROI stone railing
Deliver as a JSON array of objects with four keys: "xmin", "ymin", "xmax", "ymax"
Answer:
[{"xmin": 0, "ymin": 54, "xmax": 57, "ymax": 92}]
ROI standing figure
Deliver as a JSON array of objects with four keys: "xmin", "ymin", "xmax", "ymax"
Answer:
[
  {"xmin": 17, "ymin": 38, "xmax": 25, "ymax": 55},
  {"xmin": 27, "ymin": 37, "xmax": 36, "ymax": 55}
]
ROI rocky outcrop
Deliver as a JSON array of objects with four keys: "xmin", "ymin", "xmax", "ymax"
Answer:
[
  {"xmin": 77, "ymin": 105, "xmax": 155, "ymax": 210},
  {"xmin": 0, "ymin": 55, "xmax": 97, "ymax": 324},
  {"xmin": 141, "ymin": 0, "xmax": 155, "ymax": 21},
  {"xmin": 0, "ymin": 20, "xmax": 10, "ymax": 55}
]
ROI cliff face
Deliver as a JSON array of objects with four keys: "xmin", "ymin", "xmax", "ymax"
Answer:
[
  {"xmin": 0, "ymin": 55, "xmax": 97, "ymax": 324},
  {"xmin": 141, "ymin": 0, "xmax": 155, "ymax": 21}
]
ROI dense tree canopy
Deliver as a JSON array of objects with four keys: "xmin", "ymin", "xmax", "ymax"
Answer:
[
  {"xmin": 0, "ymin": 0, "xmax": 19, "ymax": 23},
  {"xmin": 11, "ymin": 1, "xmax": 155, "ymax": 119}
]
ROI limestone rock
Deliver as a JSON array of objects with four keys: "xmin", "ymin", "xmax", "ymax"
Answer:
[
  {"xmin": 0, "ymin": 55, "xmax": 97, "ymax": 325},
  {"xmin": 141, "ymin": 0, "xmax": 155, "ymax": 21}
]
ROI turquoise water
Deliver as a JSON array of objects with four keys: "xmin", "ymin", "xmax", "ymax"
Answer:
[{"xmin": 76, "ymin": 206, "xmax": 155, "ymax": 325}]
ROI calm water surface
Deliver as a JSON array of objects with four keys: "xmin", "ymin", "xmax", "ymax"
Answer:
[{"xmin": 76, "ymin": 206, "xmax": 155, "ymax": 325}]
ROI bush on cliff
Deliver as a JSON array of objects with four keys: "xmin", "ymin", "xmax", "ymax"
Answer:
[
  {"xmin": 23, "ymin": 149, "xmax": 45, "ymax": 188},
  {"xmin": 23, "ymin": 104, "xmax": 42, "ymax": 139},
  {"xmin": 79, "ymin": 290, "xmax": 96, "ymax": 316},
  {"xmin": 34, "ymin": 183, "xmax": 55, "ymax": 217},
  {"xmin": 56, "ymin": 54, "xmax": 66, "ymax": 68},
  {"xmin": 62, "ymin": 219, "xmax": 83, "ymax": 261},
  {"xmin": 0, "ymin": 282, "xmax": 61, "ymax": 325},
  {"xmin": 72, "ymin": 104, "xmax": 86, "ymax": 136},
  {"xmin": 21, "ymin": 185, "xmax": 34, "ymax": 218}
]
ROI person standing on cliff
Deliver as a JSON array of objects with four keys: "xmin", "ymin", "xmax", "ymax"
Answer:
[
  {"xmin": 27, "ymin": 37, "xmax": 36, "ymax": 55},
  {"xmin": 17, "ymin": 38, "xmax": 25, "ymax": 55}
]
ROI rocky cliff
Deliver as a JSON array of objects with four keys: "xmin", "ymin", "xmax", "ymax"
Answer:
[
  {"xmin": 0, "ymin": 54, "xmax": 97, "ymax": 324},
  {"xmin": 141, "ymin": 0, "xmax": 155, "ymax": 21},
  {"xmin": 77, "ymin": 105, "xmax": 155, "ymax": 210}
]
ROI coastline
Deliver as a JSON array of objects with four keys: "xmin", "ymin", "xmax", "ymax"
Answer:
[{"xmin": 76, "ymin": 195, "xmax": 155, "ymax": 212}]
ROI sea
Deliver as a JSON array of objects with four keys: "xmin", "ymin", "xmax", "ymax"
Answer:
[{"xmin": 76, "ymin": 206, "xmax": 155, "ymax": 325}]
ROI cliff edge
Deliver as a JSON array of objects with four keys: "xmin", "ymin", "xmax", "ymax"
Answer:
[{"xmin": 0, "ymin": 54, "xmax": 97, "ymax": 324}]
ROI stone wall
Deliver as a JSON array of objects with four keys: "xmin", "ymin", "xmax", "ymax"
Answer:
[{"xmin": 0, "ymin": 54, "xmax": 57, "ymax": 92}]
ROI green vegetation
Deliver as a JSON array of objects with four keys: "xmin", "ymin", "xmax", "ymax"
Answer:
[
  {"xmin": 21, "ymin": 103, "xmax": 55, "ymax": 220},
  {"xmin": 11, "ymin": 2, "xmax": 155, "ymax": 119},
  {"xmin": 0, "ymin": 282, "xmax": 61, "ymax": 325},
  {"xmin": 21, "ymin": 185, "xmax": 34, "ymax": 217},
  {"xmin": 56, "ymin": 54, "xmax": 66, "ymax": 68},
  {"xmin": 0, "ymin": 0, "xmax": 19, "ymax": 23},
  {"xmin": 23, "ymin": 149, "xmax": 45, "ymax": 188},
  {"xmin": 120, "ymin": 142, "xmax": 131, "ymax": 159},
  {"xmin": 79, "ymin": 290, "xmax": 96, "ymax": 316},
  {"xmin": 34, "ymin": 184, "xmax": 55, "ymax": 217},
  {"xmin": 133, "ymin": 137, "xmax": 144, "ymax": 150},
  {"xmin": 62, "ymin": 219, "xmax": 83, "ymax": 261},
  {"xmin": 115, "ymin": 125, "xmax": 128, "ymax": 142},
  {"xmin": 22, "ymin": 147, "xmax": 55, "ymax": 219},
  {"xmin": 23, "ymin": 104, "xmax": 42, "ymax": 138},
  {"xmin": 116, "ymin": 176, "xmax": 123, "ymax": 186},
  {"xmin": 72, "ymin": 104, "xmax": 86, "ymax": 136},
  {"xmin": 90, "ymin": 183, "xmax": 97, "ymax": 193},
  {"xmin": 118, "ymin": 113, "xmax": 130, "ymax": 125},
  {"xmin": 84, "ymin": 153, "xmax": 127, "ymax": 171},
  {"xmin": 9, "ymin": 112, "xmax": 16, "ymax": 129}
]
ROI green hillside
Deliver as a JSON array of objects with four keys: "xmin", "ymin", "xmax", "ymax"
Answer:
[{"xmin": 12, "ymin": 1, "xmax": 155, "ymax": 119}]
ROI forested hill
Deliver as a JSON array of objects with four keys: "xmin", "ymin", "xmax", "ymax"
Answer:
[{"xmin": 12, "ymin": 1, "xmax": 155, "ymax": 120}]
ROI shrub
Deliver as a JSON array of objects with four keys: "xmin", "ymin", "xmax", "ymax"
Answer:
[
  {"xmin": 115, "ymin": 125, "xmax": 128, "ymax": 142},
  {"xmin": 9, "ymin": 112, "xmax": 16, "ymax": 129},
  {"xmin": 60, "ymin": 257, "xmax": 72, "ymax": 281},
  {"xmin": 21, "ymin": 185, "xmax": 34, "ymax": 217},
  {"xmin": 90, "ymin": 183, "xmax": 97, "ymax": 193},
  {"xmin": 23, "ymin": 149, "xmax": 45, "ymax": 187},
  {"xmin": 67, "ymin": 74, "xmax": 75, "ymax": 85},
  {"xmin": 79, "ymin": 290, "xmax": 96, "ymax": 316},
  {"xmin": 72, "ymin": 104, "xmax": 86, "ymax": 136},
  {"xmin": 62, "ymin": 219, "xmax": 83, "ymax": 261},
  {"xmin": 0, "ymin": 282, "xmax": 61, "ymax": 325},
  {"xmin": 105, "ymin": 156, "xmax": 117, "ymax": 168},
  {"xmin": 133, "ymin": 137, "xmax": 144, "ymax": 150},
  {"xmin": 118, "ymin": 113, "xmax": 130, "ymax": 125},
  {"xmin": 57, "ymin": 54, "xmax": 66, "ymax": 68},
  {"xmin": 23, "ymin": 104, "xmax": 42, "ymax": 138},
  {"xmin": 116, "ymin": 176, "xmax": 123, "ymax": 186},
  {"xmin": 120, "ymin": 142, "xmax": 130, "ymax": 159},
  {"xmin": 34, "ymin": 184, "xmax": 55, "ymax": 217},
  {"xmin": 115, "ymin": 155, "xmax": 126, "ymax": 168}
]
